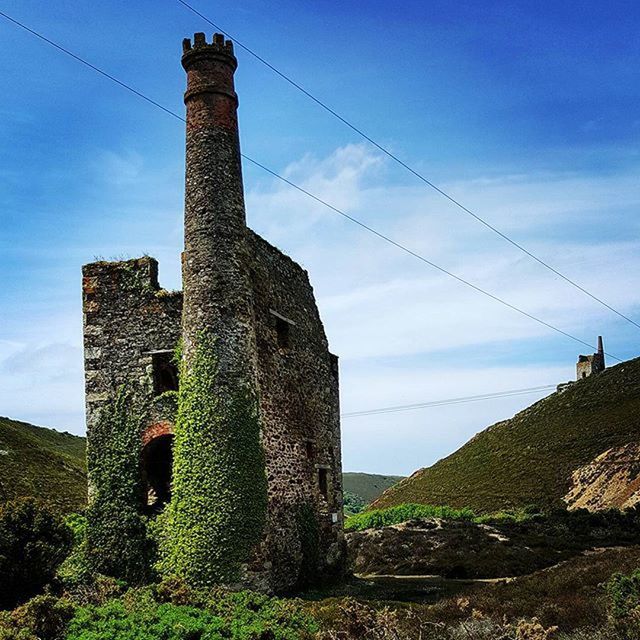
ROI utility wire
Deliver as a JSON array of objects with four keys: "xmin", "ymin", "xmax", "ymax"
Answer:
[
  {"xmin": 0, "ymin": 9, "xmax": 621, "ymax": 363},
  {"xmin": 176, "ymin": 0, "xmax": 640, "ymax": 332},
  {"xmin": 341, "ymin": 384, "xmax": 557, "ymax": 418}
]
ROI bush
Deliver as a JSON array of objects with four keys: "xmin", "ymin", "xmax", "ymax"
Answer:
[
  {"xmin": 344, "ymin": 503, "xmax": 476, "ymax": 532},
  {"xmin": 606, "ymin": 569, "xmax": 640, "ymax": 633},
  {"xmin": 0, "ymin": 499, "xmax": 72, "ymax": 609},
  {"xmin": 7, "ymin": 596, "xmax": 74, "ymax": 640},
  {"xmin": 343, "ymin": 492, "xmax": 366, "ymax": 515},
  {"xmin": 65, "ymin": 587, "xmax": 317, "ymax": 640}
]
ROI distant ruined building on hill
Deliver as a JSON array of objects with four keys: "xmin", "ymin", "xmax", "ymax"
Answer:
[
  {"xmin": 82, "ymin": 33, "xmax": 345, "ymax": 591},
  {"xmin": 576, "ymin": 336, "xmax": 606, "ymax": 380}
]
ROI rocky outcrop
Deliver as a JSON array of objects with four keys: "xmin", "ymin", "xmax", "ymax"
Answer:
[{"xmin": 564, "ymin": 442, "xmax": 640, "ymax": 511}]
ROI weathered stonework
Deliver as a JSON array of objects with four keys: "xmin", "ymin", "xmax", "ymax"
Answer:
[
  {"xmin": 576, "ymin": 335, "xmax": 606, "ymax": 380},
  {"xmin": 83, "ymin": 33, "xmax": 345, "ymax": 592}
]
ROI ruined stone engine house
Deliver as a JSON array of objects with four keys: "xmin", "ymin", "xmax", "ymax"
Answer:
[{"xmin": 82, "ymin": 33, "xmax": 345, "ymax": 590}]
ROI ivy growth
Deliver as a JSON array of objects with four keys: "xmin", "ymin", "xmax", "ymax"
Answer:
[
  {"xmin": 85, "ymin": 387, "xmax": 153, "ymax": 584},
  {"xmin": 159, "ymin": 332, "xmax": 268, "ymax": 586}
]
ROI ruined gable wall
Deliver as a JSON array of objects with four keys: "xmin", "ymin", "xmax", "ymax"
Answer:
[
  {"xmin": 247, "ymin": 230, "xmax": 345, "ymax": 589},
  {"xmin": 82, "ymin": 257, "xmax": 182, "ymax": 442}
]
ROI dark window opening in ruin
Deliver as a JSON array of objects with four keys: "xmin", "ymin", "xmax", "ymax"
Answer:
[
  {"xmin": 318, "ymin": 468, "xmax": 329, "ymax": 501},
  {"xmin": 275, "ymin": 317, "xmax": 290, "ymax": 349},
  {"xmin": 152, "ymin": 352, "xmax": 179, "ymax": 395},
  {"xmin": 305, "ymin": 440, "xmax": 315, "ymax": 460},
  {"xmin": 582, "ymin": 372, "xmax": 587, "ymax": 379},
  {"xmin": 142, "ymin": 434, "xmax": 174, "ymax": 513}
]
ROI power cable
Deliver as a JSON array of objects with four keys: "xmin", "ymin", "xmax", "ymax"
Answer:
[
  {"xmin": 176, "ymin": 0, "xmax": 640, "ymax": 332},
  {"xmin": 341, "ymin": 384, "xmax": 557, "ymax": 418},
  {"xmin": 0, "ymin": 9, "xmax": 622, "ymax": 364}
]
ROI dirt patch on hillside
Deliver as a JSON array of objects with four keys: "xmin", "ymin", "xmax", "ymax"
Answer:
[{"xmin": 564, "ymin": 442, "xmax": 640, "ymax": 511}]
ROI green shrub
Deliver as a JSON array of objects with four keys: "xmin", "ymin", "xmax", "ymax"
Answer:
[
  {"xmin": 65, "ymin": 588, "xmax": 317, "ymax": 640},
  {"xmin": 66, "ymin": 600, "xmax": 225, "ymax": 640},
  {"xmin": 343, "ymin": 492, "xmax": 366, "ymax": 515},
  {"xmin": 56, "ymin": 514, "xmax": 91, "ymax": 590},
  {"xmin": 474, "ymin": 506, "xmax": 542, "ymax": 525},
  {"xmin": 606, "ymin": 569, "xmax": 640, "ymax": 631},
  {"xmin": 85, "ymin": 387, "xmax": 153, "ymax": 584},
  {"xmin": 344, "ymin": 503, "xmax": 476, "ymax": 531},
  {"xmin": 0, "ymin": 499, "xmax": 72, "ymax": 609},
  {"xmin": 7, "ymin": 596, "xmax": 74, "ymax": 640}
]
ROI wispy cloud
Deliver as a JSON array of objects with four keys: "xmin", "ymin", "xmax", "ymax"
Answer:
[{"xmin": 1, "ymin": 142, "xmax": 639, "ymax": 475}]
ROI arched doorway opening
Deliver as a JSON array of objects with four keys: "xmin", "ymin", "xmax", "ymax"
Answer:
[{"xmin": 142, "ymin": 434, "xmax": 174, "ymax": 513}]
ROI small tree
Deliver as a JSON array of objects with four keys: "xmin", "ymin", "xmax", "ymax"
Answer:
[{"xmin": 0, "ymin": 498, "xmax": 72, "ymax": 609}]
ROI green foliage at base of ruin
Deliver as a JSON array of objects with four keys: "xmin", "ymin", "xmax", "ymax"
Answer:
[
  {"xmin": 159, "ymin": 333, "xmax": 268, "ymax": 587},
  {"xmin": 85, "ymin": 388, "xmax": 153, "ymax": 584},
  {"xmin": 62, "ymin": 585, "xmax": 317, "ymax": 640}
]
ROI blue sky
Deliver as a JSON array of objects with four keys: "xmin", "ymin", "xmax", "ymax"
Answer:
[{"xmin": 1, "ymin": 1, "xmax": 639, "ymax": 475}]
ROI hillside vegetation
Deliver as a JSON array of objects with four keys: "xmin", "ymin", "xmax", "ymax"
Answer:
[
  {"xmin": 373, "ymin": 357, "xmax": 640, "ymax": 513},
  {"xmin": 342, "ymin": 472, "xmax": 404, "ymax": 503},
  {"xmin": 0, "ymin": 417, "xmax": 86, "ymax": 513}
]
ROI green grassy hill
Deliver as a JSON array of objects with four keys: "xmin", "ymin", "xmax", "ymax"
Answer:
[
  {"xmin": 372, "ymin": 357, "xmax": 640, "ymax": 513},
  {"xmin": 343, "ymin": 472, "xmax": 404, "ymax": 504},
  {"xmin": 0, "ymin": 416, "xmax": 86, "ymax": 513}
]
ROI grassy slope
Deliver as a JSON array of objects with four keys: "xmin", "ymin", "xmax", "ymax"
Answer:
[
  {"xmin": 0, "ymin": 416, "xmax": 86, "ymax": 513},
  {"xmin": 342, "ymin": 472, "xmax": 404, "ymax": 503},
  {"xmin": 373, "ymin": 357, "xmax": 640, "ymax": 513}
]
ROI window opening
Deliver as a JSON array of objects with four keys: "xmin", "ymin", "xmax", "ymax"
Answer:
[
  {"xmin": 276, "ymin": 317, "xmax": 290, "ymax": 349},
  {"xmin": 142, "ymin": 434, "xmax": 174, "ymax": 513},
  {"xmin": 318, "ymin": 468, "xmax": 329, "ymax": 501},
  {"xmin": 152, "ymin": 352, "xmax": 179, "ymax": 395},
  {"xmin": 305, "ymin": 440, "xmax": 314, "ymax": 460}
]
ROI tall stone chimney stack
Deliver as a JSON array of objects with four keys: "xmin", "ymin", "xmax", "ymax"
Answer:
[
  {"xmin": 597, "ymin": 336, "xmax": 604, "ymax": 358},
  {"xmin": 171, "ymin": 34, "xmax": 266, "ymax": 586},
  {"xmin": 180, "ymin": 33, "xmax": 256, "ymax": 373}
]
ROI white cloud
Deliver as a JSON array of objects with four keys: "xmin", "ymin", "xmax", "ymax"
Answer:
[{"xmin": 2, "ymin": 142, "xmax": 639, "ymax": 474}]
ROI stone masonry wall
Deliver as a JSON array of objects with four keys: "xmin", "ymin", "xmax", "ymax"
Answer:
[
  {"xmin": 82, "ymin": 257, "xmax": 182, "ymax": 496},
  {"xmin": 248, "ymin": 231, "xmax": 345, "ymax": 590},
  {"xmin": 83, "ymin": 238, "xmax": 345, "ymax": 590}
]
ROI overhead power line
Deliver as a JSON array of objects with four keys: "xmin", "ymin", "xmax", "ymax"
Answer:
[
  {"xmin": 0, "ymin": 10, "xmax": 622, "ymax": 364},
  {"xmin": 341, "ymin": 384, "xmax": 557, "ymax": 418},
  {"xmin": 176, "ymin": 0, "xmax": 640, "ymax": 333}
]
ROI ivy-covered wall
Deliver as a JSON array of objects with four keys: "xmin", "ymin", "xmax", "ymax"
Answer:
[
  {"xmin": 159, "ymin": 333, "xmax": 268, "ymax": 586},
  {"xmin": 85, "ymin": 387, "xmax": 152, "ymax": 583}
]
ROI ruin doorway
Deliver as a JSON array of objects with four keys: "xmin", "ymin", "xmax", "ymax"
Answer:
[{"xmin": 142, "ymin": 434, "xmax": 174, "ymax": 513}]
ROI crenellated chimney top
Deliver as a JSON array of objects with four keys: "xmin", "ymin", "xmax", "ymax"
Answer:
[{"xmin": 181, "ymin": 33, "xmax": 235, "ymax": 65}]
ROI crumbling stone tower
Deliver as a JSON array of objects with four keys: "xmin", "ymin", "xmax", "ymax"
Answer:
[
  {"xmin": 82, "ymin": 33, "xmax": 345, "ymax": 591},
  {"xmin": 576, "ymin": 336, "xmax": 606, "ymax": 380}
]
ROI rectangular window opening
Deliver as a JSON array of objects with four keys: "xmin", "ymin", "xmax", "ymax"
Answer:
[
  {"xmin": 318, "ymin": 468, "xmax": 329, "ymax": 501},
  {"xmin": 276, "ymin": 317, "xmax": 290, "ymax": 349},
  {"xmin": 152, "ymin": 351, "xmax": 179, "ymax": 395},
  {"xmin": 305, "ymin": 440, "xmax": 315, "ymax": 460}
]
